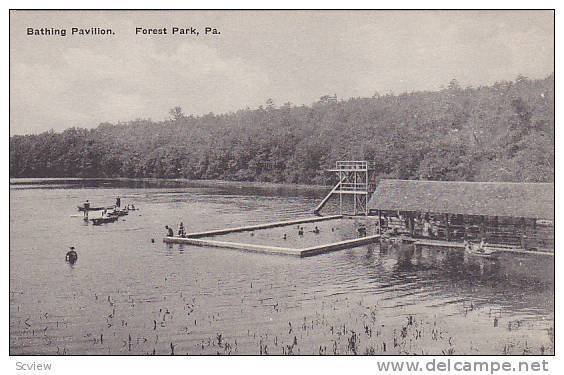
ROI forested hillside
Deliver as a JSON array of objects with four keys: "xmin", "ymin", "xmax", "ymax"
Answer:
[{"xmin": 10, "ymin": 74, "xmax": 554, "ymax": 185}]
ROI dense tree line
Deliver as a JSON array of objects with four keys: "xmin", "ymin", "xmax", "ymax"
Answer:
[{"xmin": 10, "ymin": 74, "xmax": 554, "ymax": 185}]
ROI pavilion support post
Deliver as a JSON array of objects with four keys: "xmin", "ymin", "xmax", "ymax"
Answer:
[
  {"xmin": 521, "ymin": 217, "xmax": 527, "ymax": 248},
  {"xmin": 339, "ymin": 170, "xmax": 342, "ymax": 215},
  {"xmin": 378, "ymin": 210, "xmax": 381, "ymax": 235},
  {"xmin": 445, "ymin": 214, "xmax": 450, "ymax": 241},
  {"xmin": 365, "ymin": 169, "xmax": 369, "ymax": 216},
  {"xmin": 353, "ymin": 171, "xmax": 357, "ymax": 214},
  {"xmin": 463, "ymin": 215, "xmax": 468, "ymax": 240}
]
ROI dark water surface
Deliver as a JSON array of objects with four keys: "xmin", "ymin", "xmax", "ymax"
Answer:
[{"xmin": 10, "ymin": 179, "xmax": 554, "ymax": 355}]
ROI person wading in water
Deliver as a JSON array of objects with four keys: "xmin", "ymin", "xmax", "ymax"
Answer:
[
  {"xmin": 66, "ymin": 247, "xmax": 78, "ymax": 264},
  {"xmin": 83, "ymin": 200, "xmax": 90, "ymax": 220}
]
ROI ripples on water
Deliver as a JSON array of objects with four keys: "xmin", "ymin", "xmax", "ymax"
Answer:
[{"xmin": 10, "ymin": 179, "xmax": 554, "ymax": 355}]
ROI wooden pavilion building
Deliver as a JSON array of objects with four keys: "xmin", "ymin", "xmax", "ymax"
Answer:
[{"xmin": 368, "ymin": 179, "xmax": 554, "ymax": 251}]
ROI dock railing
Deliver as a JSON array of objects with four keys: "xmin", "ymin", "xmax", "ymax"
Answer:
[
  {"xmin": 339, "ymin": 182, "xmax": 370, "ymax": 192},
  {"xmin": 335, "ymin": 161, "xmax": 376, "ymax": 170}
]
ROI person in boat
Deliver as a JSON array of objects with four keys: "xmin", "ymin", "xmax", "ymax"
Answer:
[
  {"xmin": 178, "ymin": 222, "xmax": 186, "ymax": 237},
  {"xmin": 165, "ymin": 225, "xmax": 174, "ymax": 237},
  {"xmin": 66, "ymin": 247, "xmax": 78, "ymax": 264}
]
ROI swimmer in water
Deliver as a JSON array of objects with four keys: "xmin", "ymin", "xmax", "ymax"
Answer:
[{"xmin": 65, "ymin": 247, "xmax": 78, "ymax": 264}]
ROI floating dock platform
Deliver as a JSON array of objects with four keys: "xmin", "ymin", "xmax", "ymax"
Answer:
[
  {"xmin": 164, "ymin": 234, "xmax": 381, "ymax": 257},
  {"xmin": 184, "ymin": 215, "xmax": 342, "ymax": 238},
  {"xmin": 163, "ymin": 215, "xmax": 381, "ymax": 257}
]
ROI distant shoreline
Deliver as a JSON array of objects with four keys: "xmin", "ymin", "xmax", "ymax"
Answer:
[{"xmin": 9, "ymin": 177, "xmax": 331, "ymax": 190}]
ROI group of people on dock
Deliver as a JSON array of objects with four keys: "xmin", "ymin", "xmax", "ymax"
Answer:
[
  {"xmin": 381, "ymin": 212, "xmax": 460, "ymax": 239},
  {"xmin": 165, "ymin": 222, "xmax": 187, "ymax": 237}
]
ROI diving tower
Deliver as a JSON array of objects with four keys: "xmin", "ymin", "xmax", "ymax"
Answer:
[{"xmin": 314, "ymin": 161, "xmax": 377, "ymax": 216}]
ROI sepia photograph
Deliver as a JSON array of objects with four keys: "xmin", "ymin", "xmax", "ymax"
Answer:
[{"xmin": 8, "ymin": 7, "xmax": 555, "ymax": 364}]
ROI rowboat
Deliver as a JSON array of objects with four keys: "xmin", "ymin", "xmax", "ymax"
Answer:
[
  {"xmin": 107, "ymin": 209, "xmax": 129, "ymax": 217},
  {"xmin": 91, "ymin": 216, "xmax": 119, "ymax": 225},
  {"xmin": 464, "ymin": 241, "xmax": 499, "ymax": 259},
  {"xmin": 77, "ymin": 205, "xmax": 109, "ymax": 212}
]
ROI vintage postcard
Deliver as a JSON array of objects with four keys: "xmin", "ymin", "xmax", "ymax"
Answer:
[{"xmin": 8, "ymin": 7, "xmax": 555, "ymax": 369}]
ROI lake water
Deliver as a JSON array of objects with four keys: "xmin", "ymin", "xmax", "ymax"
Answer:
[{"xmin": 9, "ymin": 179, "xmax": 554, "ymax": 355}]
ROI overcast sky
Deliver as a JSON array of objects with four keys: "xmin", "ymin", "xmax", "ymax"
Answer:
[{"xmin": 10, "ymin": 10, "xmax": 554, "ymax": 135}]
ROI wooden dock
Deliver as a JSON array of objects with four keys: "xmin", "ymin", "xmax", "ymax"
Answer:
[
  {"xmin": 162, "ymin": 214, "xmax": 385, "ymax": 257},
  {"xmin": 300, "ymin": 234, "xmax": 381, "ymax": 257},
  {"xmin": 414, "ymin": 239, "xmax": 554, "ymax": 256},
  {"xmin": 163, "ymin": 233, "xmax": 381, "ymax": 257},
  {"xmin": 413, "ymin": 239, "xmax": 464, "ymax": 249},
  {"xmin": 184, "ymin": 215, "xmax": 342, "ymax": 238},
  {"xmin": 162, "ymin": 214, "xmax": 552, "ymax": 258}
]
